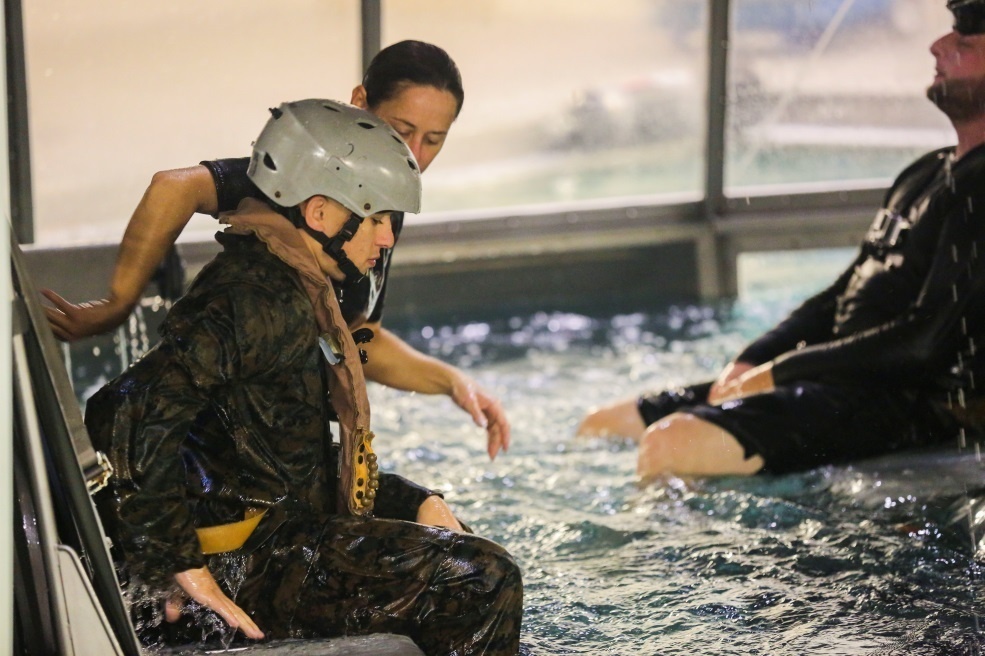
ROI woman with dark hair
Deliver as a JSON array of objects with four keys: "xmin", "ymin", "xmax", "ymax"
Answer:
[
  {"xmin": 43, "ymin": 41, "xmax": 511, "ymax": 480},
  {"xmin": 362, "ymin": 39, "xmax": 465, "ymax": 115}
]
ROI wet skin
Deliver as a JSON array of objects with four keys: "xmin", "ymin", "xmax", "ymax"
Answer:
[
  {"xmin": 297, "ymin": 195, "xmax": 396, "ymax": 282},
  {"xmin": 352, "ymin": 83, "xmax": 459, "ymax": 173}
]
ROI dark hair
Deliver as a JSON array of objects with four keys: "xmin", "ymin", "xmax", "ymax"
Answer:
[
  {"xmin": 950, "ymin": 0, "xmax": 985, "ymax": 35},
  {"xmin": 363, "ymin": 40, "xmax": 465, "ymax": 117}
]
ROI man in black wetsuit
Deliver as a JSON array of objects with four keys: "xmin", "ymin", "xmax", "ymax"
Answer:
[{"xmin": 579, "ymin": 0, "xmax": 985, "ymax": 479}]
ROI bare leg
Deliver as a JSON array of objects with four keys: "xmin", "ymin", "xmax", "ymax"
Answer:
[
  {"xmin": 577, "ymin": 397, "xmax": 648, "ymax": 440},
  {"xmin": 417, "ymin": 495, "xmax": 464, "ymax": 531},
  {"xmin": 638, "ymin": 411, "xmax": 764, "ymax": 479}
]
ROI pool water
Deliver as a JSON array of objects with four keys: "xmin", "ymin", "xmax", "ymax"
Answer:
[
  {"xmin": 373, "ymin": 298, "xmax": 985, "ymax": 655},
  {"xmin": 71, "ymin": 255, "xmax": 985, "ymax": 655}
]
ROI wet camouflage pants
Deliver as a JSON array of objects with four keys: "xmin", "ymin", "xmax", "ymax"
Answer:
[{"xmin": 222, "ymin": 515, "xmax": 522, "ymax": 656}]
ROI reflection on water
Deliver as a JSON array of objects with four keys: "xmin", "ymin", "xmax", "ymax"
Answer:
[
  {"xmin": 375, "ymin": 301, "xmax": 985, "ymax": 655},
  {"xmin": 71, "ymin": 254, "xmax": 985, "ymax": 654}
]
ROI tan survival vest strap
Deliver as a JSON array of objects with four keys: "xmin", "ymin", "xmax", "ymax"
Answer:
[{"xmin": 221, "ymin": 201, "xmax": 379, "ymax": 516}]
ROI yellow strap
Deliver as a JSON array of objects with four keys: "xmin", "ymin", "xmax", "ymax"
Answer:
[{"xmin": 195, "ymin": 508, "xmax": 266, "ymax": 555}]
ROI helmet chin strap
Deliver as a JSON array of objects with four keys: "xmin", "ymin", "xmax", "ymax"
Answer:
[{"xmin": 303, "ymin": 212, "xmax": 366, "ymax": 281}]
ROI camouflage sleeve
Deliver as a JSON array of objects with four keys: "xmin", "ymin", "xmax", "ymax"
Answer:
[{"xmin": 89, "ymin": 353, "xmax": 210, "ymax": 583}]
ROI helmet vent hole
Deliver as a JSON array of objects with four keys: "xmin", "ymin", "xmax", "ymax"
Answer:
[
  {"xmin": 263, "ymin": 153, "xmax": 277, "ymax": 171},
  {"xmin": 357, "ymin": 121, "xmax": 375, "ymax": 130},
  {"xmin": 407, "ymin": 159, "xmax": 418, "ymax": 172},
  {"xmin": 322, "ymin": 104, "xmax": 341, "ymax": 113}
]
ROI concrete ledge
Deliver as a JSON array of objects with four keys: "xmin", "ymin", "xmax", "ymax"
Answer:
[
  {"xmin": 386, "ymin": 239, "xmax": 705, "ymax": 325},
  {"xmin": 20, "ymin": 189, "xmax": 878, "ymax": 328},
  {"xmin": 169, "ymin": 634, "xmax": 424, "ymax": 656}
]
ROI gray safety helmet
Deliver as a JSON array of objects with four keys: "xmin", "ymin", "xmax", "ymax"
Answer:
[
  {"xmin": 248, "ymin": 98, "xmax": 421, "ymax": 215},
  {"xmin": 949, "ymin": 0, "xmax": 985, "ymax": 35}
]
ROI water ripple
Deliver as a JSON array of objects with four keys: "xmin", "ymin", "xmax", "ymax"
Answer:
[{"xmin": 365, "ymin": 308, "xmax": 985, "ymax": 654}]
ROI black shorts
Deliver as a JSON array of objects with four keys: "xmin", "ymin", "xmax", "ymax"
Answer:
[
  {"xmin": 639, "ymin": 381, "xmax": 960, "ymax": 475},
  {"xmin": 374, "ymin": 472, "xmax": 440, "ymax": 522}
]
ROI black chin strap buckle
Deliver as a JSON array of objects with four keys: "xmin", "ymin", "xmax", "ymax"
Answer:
[
  {"xmin": 303, "ymin": 212, "xmax": 367, "ymax": 281},
  {"xmin": 337, "ymin": 213, "xmax": 364, "ymax": 241},
  {"xmin": 326, "ymin": 213, "xmax": 366, "ymax": 281}
]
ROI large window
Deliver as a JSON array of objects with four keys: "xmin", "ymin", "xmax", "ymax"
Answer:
[
  {"xmin": 23, "ymin": 1, "xmax": 359, "ymax": 246},
  {"xmin": 21, "ymin": 1, "xmax": 960, "ymax": 243},
  {"xmin": 724, "ymin": 0, "xmax": 954, "ymax": 194},
  {"xmin": 384, "ymin": 0, "xmax": 709, "ymax": 215}
]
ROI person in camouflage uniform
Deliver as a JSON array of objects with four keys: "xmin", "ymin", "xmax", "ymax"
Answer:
[
  {"xmin": 46, "ymin": 41, "xmax": 511, "ymax": 467},
  {"xmin": 85, "ymin": 99, "xmax": 523, "ymax": 655}
]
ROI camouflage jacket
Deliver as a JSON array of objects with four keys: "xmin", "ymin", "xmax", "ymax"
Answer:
[{"xmin": 87, "ymin": 201, "xmax": 363, "ymax": 584}]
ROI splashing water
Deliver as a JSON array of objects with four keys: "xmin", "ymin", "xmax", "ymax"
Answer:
[
  {"xmin": 372, "ymin": 300, "xmax": 985, "ymax": 655},
  {"xmin": 86, "ymin": 263, "xmax": 985, "ymax": 654},
  {"xmin": 125, "ymin": 554, "xmax": 251, "ymax": 654}
]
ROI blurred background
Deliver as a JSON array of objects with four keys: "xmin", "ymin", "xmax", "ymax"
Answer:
[
  {"xmin": 11, "ymin": 0, "xmax": 964, "ymax": 423},
  {"xmin": 22, "ymin": 0, "xmax": 952, "ymax": 245}
]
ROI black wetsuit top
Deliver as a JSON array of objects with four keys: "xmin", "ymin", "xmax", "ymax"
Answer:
[
  {"xmin": 736, "ymin": 144, "xmax": 985, "ymax": 401},
  {"xmin": 201, "ymin": 157, "xmax": 405, "ymax": 326},
  {"xmin": 639, "ymin": 145, "xmax": 985, "ymax": 470}
]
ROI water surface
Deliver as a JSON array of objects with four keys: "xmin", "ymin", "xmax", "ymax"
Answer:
[
  {"xmin": 375, "ymin": 298, "xmax": 985, "ymax": 655},
  {"xmin": 72, "ymin": 256, "xmax": 985, "ymax": 654}
]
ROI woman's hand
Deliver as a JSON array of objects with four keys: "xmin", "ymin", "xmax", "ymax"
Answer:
[
  {"xmin": 450, "ymin": 373, "xmax": 511, "ymax": 460},
  {"xmin": 171, "ymin": 566, "xmax": 265, "ymax": 640},
  {"xmin": 42, "ymin": 166, "xmax": 218, "ymax": 342},
  {"xmin": 40, "ymin": 290, "xmax": 134, "ymax": 342},
  {"xmin": 360, "ymin": 325, "xmax": 512, "ymax": 459}
]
